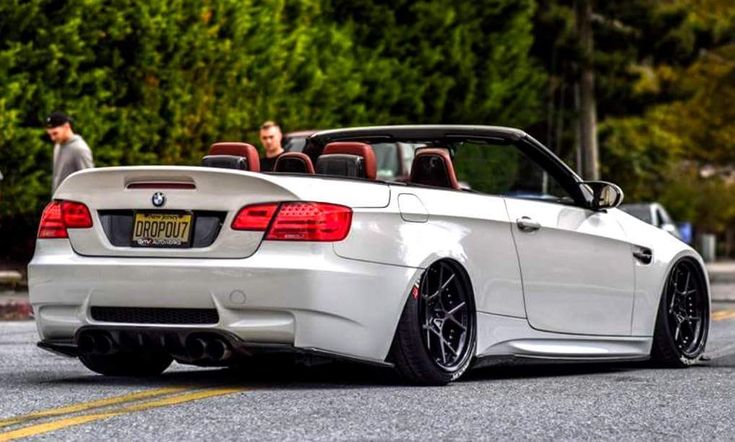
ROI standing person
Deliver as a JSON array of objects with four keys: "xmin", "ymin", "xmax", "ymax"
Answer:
[
  {"xmin": 45, "ymin": 112, "xmax": 94, "ymax": 194},
  {"xmin": 258, "ymin": 120, "xmax": 284, "ymax": 171}
]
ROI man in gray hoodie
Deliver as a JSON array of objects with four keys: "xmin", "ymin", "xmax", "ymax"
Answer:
[{"xmin": 45, "ymin": 112, "xmax": 94, "ymax": 194}]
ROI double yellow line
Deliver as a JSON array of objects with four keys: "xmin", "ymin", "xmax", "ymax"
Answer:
[
  {"xmin": 712, "ymin": 309, "xmax": 735, "ymax": 322},
  {"xmin": 0, "ymin": 385, "xmax": 246, "ymax": 441}
]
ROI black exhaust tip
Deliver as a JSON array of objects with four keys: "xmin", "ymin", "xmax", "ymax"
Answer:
[
  {"xmin": 206, "ymin": 339, "xmax": 231, "ymax": 361},
  {"xmin": 186, "ymin": 337, "xmax": 208, "ymax": 360},
  {"xmin": 94, "ymin": 334, "xmax": 115, "ymax": 355},
  {"xmin": 78, "ymin": 334, "xmax": 96, "ymax": 354}
]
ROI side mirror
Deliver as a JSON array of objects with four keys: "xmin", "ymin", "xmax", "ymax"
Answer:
[{"xmin": 582, "ymin": 181, "xmax": 624, "ymax": 210}]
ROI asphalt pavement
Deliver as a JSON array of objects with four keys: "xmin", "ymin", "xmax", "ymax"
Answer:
[
  {"xmin": 0, "ymin": 302, "xmax": 734, "ymax": 440},
  {"xmin": 1, "ymin": 263, "xmax": 734, "ymax": 440}
]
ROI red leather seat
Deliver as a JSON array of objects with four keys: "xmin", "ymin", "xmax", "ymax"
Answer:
[
  {"xmin": 316, "ymin": 142, "xmax": 377, "ymax": 180},
  {"xmin": 273, "ymin": 152, "xmax": 315, "ymax": 174},
  {"xmin": 203, "ymin": 142, "xmax": 260, "ymax": 172},
  {"xmin": 409, "ymin": 148, "xmax": 460, "ymax": 190}
]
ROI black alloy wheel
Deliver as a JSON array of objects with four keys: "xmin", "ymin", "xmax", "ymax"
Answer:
[
  {"xmin": 418, "ymin": 261, "xmax": 473, "ymax": 371},
  {"xmin": 652, "ymin": 259, "xmax": 709, "ymax": 366},
  {"xmin": 391, "ymin": 261, "xmax": 476, "ymax": 385}
]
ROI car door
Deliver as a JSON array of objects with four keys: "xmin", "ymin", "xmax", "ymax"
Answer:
[
  {"xmin": 454, "ymin": 138, "xmax": 634, "ymax": 335},
  {"xmin": 505, "ymin": 198, "xmax": 635, "ymax": 335},
  {"xmin": 499, "ymin": 140, "xmax": 636, "ymax": 336}
]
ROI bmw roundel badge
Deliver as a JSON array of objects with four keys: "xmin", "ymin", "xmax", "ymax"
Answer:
[{"xmin": 152, "ymin": 192, "xmax": 166, "ymax": 207}]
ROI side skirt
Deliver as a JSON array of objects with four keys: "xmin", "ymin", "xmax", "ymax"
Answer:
[{"xmin": 476, "ymin": 311, "xmax": 652, "ymax": 361}]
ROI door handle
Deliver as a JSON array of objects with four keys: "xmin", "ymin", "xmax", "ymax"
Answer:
[{"xmin": 516, "ymin": 216, "xmax": 541, "ymax": 232}]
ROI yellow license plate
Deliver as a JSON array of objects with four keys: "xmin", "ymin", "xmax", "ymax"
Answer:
[{"xmin": 132, "ymin": 212, "xmax": 193, "ymax": 247}]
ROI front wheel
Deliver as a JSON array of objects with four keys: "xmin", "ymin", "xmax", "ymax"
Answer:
[
  {"xmin": 390, "ymin": 261, "xmax": 476, "ymax": 385},
  {"xmin": 651, "ymin": 258, "xmax": 709, "ymax": 366}
]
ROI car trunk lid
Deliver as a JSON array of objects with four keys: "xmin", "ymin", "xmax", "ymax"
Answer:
[{"xmin": 53, "ymin": 166, "xmax": 389, "ymax": 258}]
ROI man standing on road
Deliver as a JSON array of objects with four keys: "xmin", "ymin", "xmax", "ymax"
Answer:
[
  {"xmin": 258, "ymin": 120, "xmax": 284, "ymax": 172},
  {"xmin": 45, "ymin": 112, "xmax": 94, "ymax": 194}
]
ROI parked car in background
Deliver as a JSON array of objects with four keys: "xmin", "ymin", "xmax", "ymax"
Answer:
[
  {"xmin": 620, "ymin": 202, "xmax": 682, "ymax": 240},
  {"xmin": 284, "ymin": 130, "xmax": 418, "ymax": 180}
]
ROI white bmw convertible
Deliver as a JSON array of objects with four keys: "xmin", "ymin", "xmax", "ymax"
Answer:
[{"xmin": 28, "ymin": 125, "xmax": 709, "ymax": 385}]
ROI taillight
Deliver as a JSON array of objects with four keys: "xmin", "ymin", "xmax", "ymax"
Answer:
[
  {"xmin": 38, "ymin": 200, "xmax": 93, "ymax": 238},
  {"xmin": 231, "ymin": 203, "xmax": 279, "ymax": 231},
  {"xmin": 267, "ymin": 202, "xmax": 352, "ymax": 241},
  {"xmin": 231, "ymin": 202, "xmax": 352, "ymax": 241},
  {"xmin": 61, "ymin": 201, "xmax": 93, "ymax": 228}
]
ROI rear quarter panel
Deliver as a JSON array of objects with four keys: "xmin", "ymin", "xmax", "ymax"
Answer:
[{"xmin": 334, "ymin": 185, "xmax": 526, "ymax": 318}]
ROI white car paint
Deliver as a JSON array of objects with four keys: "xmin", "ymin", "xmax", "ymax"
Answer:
[{"xmin": 29, "ymin": 125, "xmax": 710, "ymax": 371}]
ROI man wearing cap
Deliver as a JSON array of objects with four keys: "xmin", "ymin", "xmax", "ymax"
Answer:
[{"xmin": 45, "ymin": 112, "xmax": 94, "ymax": 194}]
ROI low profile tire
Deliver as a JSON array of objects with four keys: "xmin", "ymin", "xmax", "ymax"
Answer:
[
  {"xmin": 651, "ymin": 258, "xmax": 709, "ymax": 367},
  {"xmin": 79, "ymin": 352, "xmax": 173, "ymax": 377},
  {"xmin": 390, "ymin": 261, "xmax": 476, "ymax": 385}
]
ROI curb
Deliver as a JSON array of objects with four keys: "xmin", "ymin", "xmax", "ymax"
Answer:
[
  {"xmin": 708, "ymin": 272, "xmax": 735, "ymax": 284},
  {"xmin": 706, "ymin": 262, "xmax": 735, "ymax": 284}
]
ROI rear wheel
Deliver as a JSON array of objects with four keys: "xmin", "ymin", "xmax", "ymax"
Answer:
[
  {"xmin": 390, "ymin": 261, "xmax": 476, "ymax": 385},
  {"xmin": 80, "ymin": 352, "xmax": 173, "ymax": 377},
  {"xmin": 651, "ymin": 259, "xmax": 709, "ymax": 366}
]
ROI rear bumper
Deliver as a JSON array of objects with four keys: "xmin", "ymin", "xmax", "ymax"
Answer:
[{"xmin": 29, "ymin": 239, "xmax": 420, "ymax": 363}]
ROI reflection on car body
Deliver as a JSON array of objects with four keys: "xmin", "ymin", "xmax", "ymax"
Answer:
[{"xmin": 620, "ymin": 202, "xmax": 682, "ymax": 239}]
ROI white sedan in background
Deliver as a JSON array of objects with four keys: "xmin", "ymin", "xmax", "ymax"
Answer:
[{"xmin": 29, "ymin": 125, "xmax": 709, "ymax": 385}]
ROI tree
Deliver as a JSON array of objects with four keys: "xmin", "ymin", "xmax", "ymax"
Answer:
[{"xmin": 0, "ymin": 0, "xmax": 548, "ymax": 264}]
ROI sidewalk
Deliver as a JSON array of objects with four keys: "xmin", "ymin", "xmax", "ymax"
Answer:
[{"xmin": 706, "ymin": 261, "xmax": 735, "ymax": 302}]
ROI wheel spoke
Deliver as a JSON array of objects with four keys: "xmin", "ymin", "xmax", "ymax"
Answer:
[
  {"xmin": 438, "ymin": 265, "xmax": 444, "ymax": 293},
  {"xmin": 427, "ymin": 325, "xmax": 460, "ymax": 359},
  {"xmin": 438, "ymin": 331, "xmax": 447, "ymax": 364},
  {"xmin": 443, "ymin": 339, "xmax": 459, "ymax": 357},
  {"xmin": 445, "ymin": 314, "xmax": 467, "ymax": 331},
  {"xmin": 445, "ymin": 301, "xmax": 465, "ymax": 316},
  {"xmin": 440, "ymin": 273, "xmax": 456, "ymax": 292},
  {"xmin": 424, "ymin": 290, "xmax": 440, "ymax": 302},
  {"xmin": 668, "ymin": 283, "xmax": 677, "ymax": 312}
]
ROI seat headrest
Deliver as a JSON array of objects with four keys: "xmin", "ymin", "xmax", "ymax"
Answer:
[
  {"xmin": 273, "ymin": 152, "xmax": 315, "ymax": 174},
  {"xmin": 409, "ymin": 148, "xmax": 460, "ymax": 190},
  {"xmin": 316, "ymin": 142, "xmax": 377, "ymax": 180},
  {"xmin": 203, "ymin": 142, "xmax": 260, "ymax": 172}
]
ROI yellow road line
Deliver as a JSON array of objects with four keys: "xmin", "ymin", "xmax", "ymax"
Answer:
[
  {"xmin": 713, "ymin": 310, "xmax": 735, "ymax": 321},
  {"xmin": 0, "ymin": 386, "xmax": 189, "ymax": 429},
  {"xmin": 0, "ymin": 387, "xmax": 245, "ymax": 441}
]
